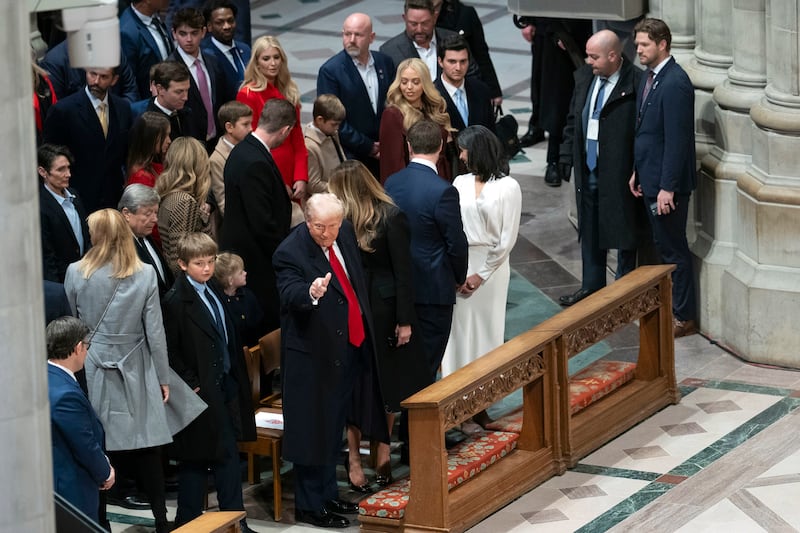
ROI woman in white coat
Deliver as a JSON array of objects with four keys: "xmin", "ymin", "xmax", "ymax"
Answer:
[
  {"xmin": 65, "ymin": 209, "xmax": 204, "ymax": 533},
  {"xmin": 442, "ymin": 126, "xmax": 522, "ymax": 425}
]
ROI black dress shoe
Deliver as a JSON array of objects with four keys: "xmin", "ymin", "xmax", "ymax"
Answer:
[
  {"xmin": 520, "ymin": 127, "xmax": 545, "ymax": 147},
  {"xmin": 107, "ymin": 494, "xmax": 151, "ymax": 510},
  {"xmin": 295, "ymin": 508, "xmax": 349, "ymax": 528},
  {"xmin": 238, "ymin": 522, "xmax": 257, "ymax": 533},
  {"xmin": 325, "ymin": 499, "xmax": 359, "ymax": 515},
  {"xmin": 559, "ymin": 288, "xmax": 594, "ymax": 307},
  {"xmin": 544, "ymin": 163, "xmax": 562, "ymax": 187}
]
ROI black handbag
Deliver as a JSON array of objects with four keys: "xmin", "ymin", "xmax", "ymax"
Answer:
[{"xmin": 494, "ymin": 106, "xmax": 522, "ymax": 159}]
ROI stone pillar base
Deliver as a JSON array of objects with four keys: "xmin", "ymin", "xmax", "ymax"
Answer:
[{"xmin": 722, "ymin": 251, "xmax": 800, "ymax": 367}]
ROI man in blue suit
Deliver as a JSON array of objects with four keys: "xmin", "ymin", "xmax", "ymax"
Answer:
[
  {"xmin": 384, "ymin": 119, "xmax": 468, "ymax": 381},
  {"xmin": 201, "ymin": 0, "xmax": 252, "ymax": 104},
  {"xmin": 120, "ymin": 0, "xmax": 174, "ymax": 100},
  {"xmin": 47, "ymin": 316, "xmax": 115, "ymax": 524},
  {"xmin": 317, "ymin": 12, "xmax": 394, "ymax": 178},
  {"xmin": 629, "ymin": 18, "xmax": 697, "ymax": 337},
  {"xmin": 433, "ymin": 35, "xmax": 495, "ymax": 134}
]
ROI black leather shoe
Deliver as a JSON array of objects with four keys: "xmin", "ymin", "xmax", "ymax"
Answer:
[
  {"xmin": 544, "ymin": 163, "xmax": 562, "ymax": 187},
  {"xmin": 559, "ymin": 288, "xmax": 594, "ymax": 307},
  {"xmin": 295, "ymin": 508, "xmax": 349, "ymax": 528},
  {"xmin": 107, "ymin": 494, "xmax": 151, "ymax": 510},
  {"xmin": 325, "ymin": 499, "xmax": 359, "ymax": 515},
  {"xmin": 520, "ymin": 127, "xmax": 545, "ymax": 147},
  {"xmin": 238, "ymin": 522, "xmax": 257, "ymax": 533}
]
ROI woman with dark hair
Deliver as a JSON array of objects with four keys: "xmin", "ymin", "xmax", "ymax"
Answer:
[
  {"xmin": 127, "ymin": 111, "xmax": 172, "ymax": 188},
  {"xmin": 126, "ymin": 111, "xmax": 172, "ymax": 247},
  {"xmin": 379, "ymin": 58, "xmax": 454, "ymax": 182},
  {"xmin": 329, "ymin": 160, "xmax": 429, "ymax": 489},
  {"xmin": 441, "ymin": 126, "xmax": 521, "ymax": 420}
]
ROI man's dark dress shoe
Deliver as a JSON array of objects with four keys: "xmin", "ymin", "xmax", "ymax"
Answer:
[
  {"xmin": 238, "ymin": 522, "xmax": 257, "ymax": 533},
  {"xmin": 107, "ymin": 494, "xmax": 151, "ymax": 510},
  {"xmin": 325, "ymin": 499, "xmax": 359, "ymax": 514},
  {"xmin": 673, "ymin": 317, "xmax": 697, "ymax": 338},
  {"xmin": 559, "ymin": 288, "xmax": 594, "ymax": 307},
  {"xmin": 296, "ymin": 508, "xmax": 349, "ymax": 528},
  {"xmin": 520, "ymin": 127, "xmax": 545, "ymax": 147},
  {"xmin": 544, "ymin": 163, "xmax": 562, "ymax": 187}
]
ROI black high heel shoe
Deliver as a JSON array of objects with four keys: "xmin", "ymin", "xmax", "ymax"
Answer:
[
  {"xmin": 344, "ymin": 457, "xmax": 372, "ymax": 493},
  {"xmin": 375, "ymin": 462, "xmax": 393, "ymax": 487}
]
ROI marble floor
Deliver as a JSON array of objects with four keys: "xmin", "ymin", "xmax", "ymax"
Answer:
[{"xmin": 111, "ymin": 0, "xmax": 800, "ymax": 531}]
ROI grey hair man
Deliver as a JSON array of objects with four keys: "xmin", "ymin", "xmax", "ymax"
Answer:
[{"xmin": 118, "ymin": 183, "xmax": 172, "ymax": 296}]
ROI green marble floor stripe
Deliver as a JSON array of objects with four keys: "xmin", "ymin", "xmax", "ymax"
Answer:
[
  {"xmin": 678, "ymin": 384, "xmax": 697, "ymax": 396},
  {"xmin": 695, "ymin": 379, "xmax": 796, "ymax": 397},
  {"xmin": 573, "ymin": 481, "xmax": 675, "ymax": 533},
  {"xmin": 576, "ymin": 394, "xmax": 800, "ymax": 531},
  {"xmin": 669, "ymin": 396, "xmax": 800, "ymax": 477},
  {"xmin": 571, "ymin": 463, "xmax": 661, "ymax": 482}
]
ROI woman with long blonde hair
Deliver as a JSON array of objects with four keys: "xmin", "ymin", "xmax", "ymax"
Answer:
[
  {"xmin": 64, "ymin": 209, "xmax": 204, "ymax": 533},
  {"xmin": 379, "ymin": 58, "xmax": 454, "ymax": 182},
  {"xmin": 155, "ymin": 137, "xmax": 212, "ymax": 274},
  {"xmin": 329, "ymin": 161, "xmax": 430, "ymax": 490},
  {"xmin": 237, "ymin": 35, "xmax": 308, "ymax": 201}
]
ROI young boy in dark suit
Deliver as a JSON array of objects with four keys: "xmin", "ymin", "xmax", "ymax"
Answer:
[{"xmin": 161, "ymin": 232, "xmax": 256, "ymax": 532}]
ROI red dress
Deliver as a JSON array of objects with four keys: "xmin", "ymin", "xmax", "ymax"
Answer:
[
  {"xmin": 127, "ymin": 163, "xmax": 164, "ymax": 248},
  {"xmin": 236, "ymin": 84, "xmax": 308, "ymax": 189},
  {"xmin": 378, "ymin": 106, "xmax": 451, "ymax": 183}
]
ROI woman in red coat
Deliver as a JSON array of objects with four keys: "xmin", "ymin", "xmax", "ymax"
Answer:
[{"xmin": 237, "ymin": 35, "xmax": 308, "ymax": 204}]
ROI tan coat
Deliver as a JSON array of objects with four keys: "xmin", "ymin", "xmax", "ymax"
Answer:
[
  {"xmin": 209, "ymin": 137, "xmax": 233, "ymax": 216},
  {"xmin": 303, "ymin": 123, "xmax": 345, "ymax": 195}
]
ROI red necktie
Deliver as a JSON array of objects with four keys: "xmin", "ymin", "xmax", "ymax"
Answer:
[{"xmin": 328, "ymin": 246, "xmax": 365, "ymax": 347}]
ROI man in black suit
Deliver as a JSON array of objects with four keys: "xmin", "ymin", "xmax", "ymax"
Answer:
[
  {"xmin": 558, "ymin": 30, "xmax": 647, "ymax": 307},
  {"xmin": 220, "ymin": 98, "xmax": 295, "ymax": 334},
  {"xmin": 170, "ymin": 7, "xmax": 227, "ymax": 149},
  {"xmin": 273, "ymin": 193, "xmax": 375, "ymax": 529},
  {"xmin": 118, "ymin": 184, "xmax": 174, "ymax": 298},
  {"xmin": 317, "ymin": 12, "xmax": 394, "ymax": 177},
  {"xmin": 145, "ymin": 61, "xmax": 197, "ymax": 141},
  {"xmin": 384, "ymin": 120, "xmax": 468, "ymax": 380},
  {"xmin": 379, "ymin": 0, "xmax": 478, "ymax": 81},
  {"xmin": 43, "ymin": 67, "xmax": 132, "ymax": 213},
  {"xmin": 434, "ymin": 35, "xmax": 494, "ymax": 133},
  {"xmin": 38, "ymin": 144, "xmax": 90, "ymax": 283},
  {"xmin": 629, "ymin": 18, "xmax": 697, "ymax": 338}
]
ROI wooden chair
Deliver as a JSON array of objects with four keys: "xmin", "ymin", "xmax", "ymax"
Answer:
[
  {"xmin": 237, "ymin": 329, "xmax": 284, "ymax": 521},
  {"xmin": 258, "ymin": 329, "xmax": 282, "ymax": 408}
]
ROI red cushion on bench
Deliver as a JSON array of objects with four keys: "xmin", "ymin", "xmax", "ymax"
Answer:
[
  {"xmin": 485, "ymin": 409, "xmax": 524, "ymax": 433},
  {"xmin": 359, "ymin": 431, "xmax": 519, "ymax": 519},
  {"xmin": 447, "ymin": 431, "xmax": 519, "ymax": 490},
  {"xmin": 569, "ymin": 360, "xmax": 637, "ymax": 415}
]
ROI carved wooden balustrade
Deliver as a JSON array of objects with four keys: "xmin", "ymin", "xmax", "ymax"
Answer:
[{"xmin": 360, "ymin": 265, "xmax": 679, "ymax": 533}]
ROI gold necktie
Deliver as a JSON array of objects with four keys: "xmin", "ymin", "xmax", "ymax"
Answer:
[{"xmin": 97, "ymin": 102, "xmax": 108, "ymax": 137}]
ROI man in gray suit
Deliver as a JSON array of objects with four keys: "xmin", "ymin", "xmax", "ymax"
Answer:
[{"xmin": 379, "ymin": 0, "xmax": 477, "ymax": 80}]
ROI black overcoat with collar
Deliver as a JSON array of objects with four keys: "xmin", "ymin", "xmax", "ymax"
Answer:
[
  {"xmin": 273, "ymin": 220, "xmax": 383, "ymax": 466},
  {"xmin": 560, "ymin": 60, "xmax": 649, "ymax": 251}
]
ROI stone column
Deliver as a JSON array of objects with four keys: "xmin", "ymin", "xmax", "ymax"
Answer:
[
  {"xmin": 0, "ymin": 1, "xmax": 55, "ymax": 532},
  {"xmin": 647, "ymin": 0, "xmax": 696, "ymax": 65},
  {"xmin": 684, "ymin": 0, "xmax": 734, "ymax": 157},
  {"xmin": 722, "ymin": 0, "xmax": 800, "ymax": 367},
  {"xmin": 694, "ymin": 0, "xmax": 767, "ymax": 339}
]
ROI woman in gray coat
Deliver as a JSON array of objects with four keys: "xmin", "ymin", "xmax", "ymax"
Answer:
[{"xmin": 65, "ymin": 209, "xmax": 204, "ymax": 533}]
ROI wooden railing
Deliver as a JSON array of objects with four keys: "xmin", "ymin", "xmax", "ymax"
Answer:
[{"xmin": 360, "ymin": 265, "xmax": 679, "ymax": 533}]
